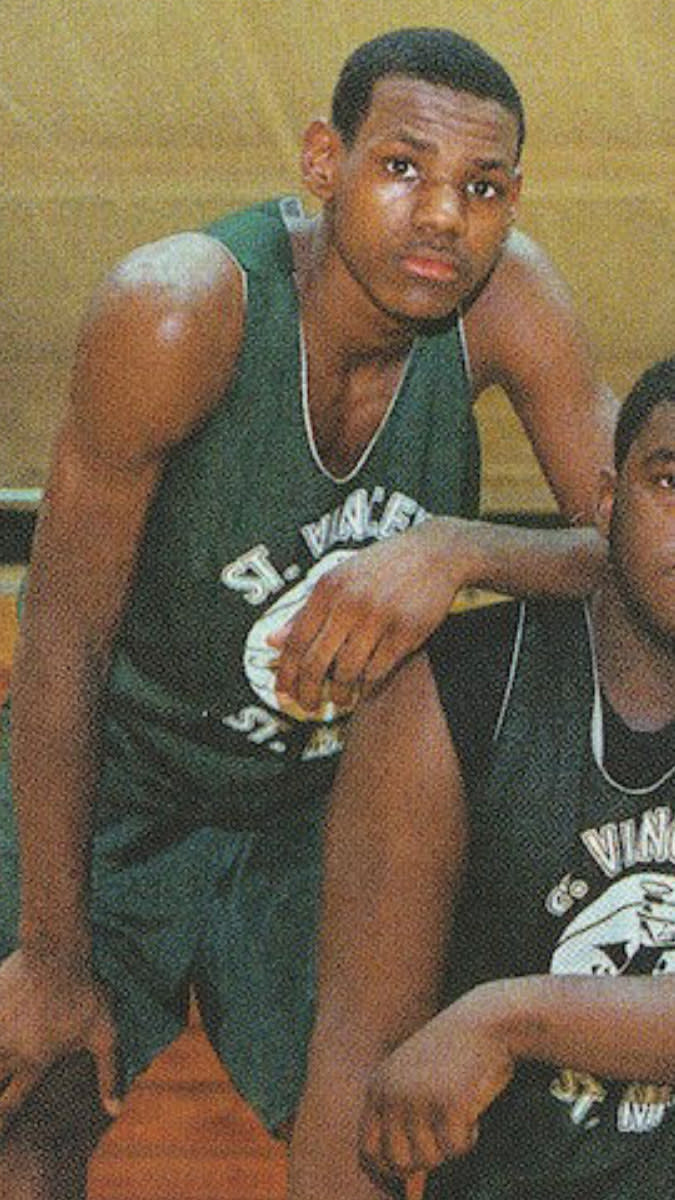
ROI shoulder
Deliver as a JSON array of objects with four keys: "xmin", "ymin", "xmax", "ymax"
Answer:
[
  {"xmin": 107, "ymin": 230, "xmax": 241, "ymax": 297},
  {"xmin": 469, "ymin": 229, "xmax": 574, "ymax": 326},
  {"xmin": 71, "ymin": 232, "xmax": 246, "ymax": 467},
  {"xmin": 463, "ymin": 229, "xmax": 581, "ymax": 393},
  {"xmin": 98, "ymin": 231, "xmax": 245, "ymax": 363}
]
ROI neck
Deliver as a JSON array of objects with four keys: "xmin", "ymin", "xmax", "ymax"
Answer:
[
  {"xmin": 294, "ymin": 213, "xmax": 417, "ymax": 363},
  {"xmin": 590, "ymin": 580, "xmax": 675, "ymax": 732}
]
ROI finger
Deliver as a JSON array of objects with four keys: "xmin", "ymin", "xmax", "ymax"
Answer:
[
  {"xmin": 266, "ymin": 619, "xmax": 292, "ymax": 649},
  {"xmin": 361, "ymin": 624, "xmax": 425, "ymax": 694},
  {"xmin": 361, "ymin": 1097, "xmax": 419, "ymax": 1179},
  {"xmin": 409, "ymin": 1109, "xmax": 447, "ymax": 1172},
  {"xmin": 324, "ymin": 676, "xmax": 362, "ymax": 713},
  {"xmin": 89, "ymin": 1017, "xmax": 122, "ymax": 1119},
  {"xmin": 273, "ymin": 598, "xmax": 333, "ymax": 699},
  {"xmin": 283, "ymin": 612, "xmax": 358, "ymax": 715},
  {"xmin": 384, "ymin": 1101, "xmax": 448, "ymax": 1178},
  {"xmin": 276, "ymin": 629, "xmax": 336, "ymax": 713},
  {"xmin": 442, "ymin": 1110, "xmax": 479, "ymax": 1159},
  {"xmin": 330, "ymin": 620, "xmax": 385, "ymax": 702},
  {"xmin": 361, "ymin": 1108, "xmax": 386, "ymax": 1171},
  {"xmin": 406, "ymin": 1172, "xmax": 427, "ymax": 1200},
  {"xmin": 0, "ymin": 1065, "xmax": 42, "ymax": 1132},
  {"xmin": 384, "ymin": 1118, "xmax": 416, "ymax": 1175}
]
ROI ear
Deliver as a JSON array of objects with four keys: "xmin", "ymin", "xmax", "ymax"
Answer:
[
  {"xmin": 301, "ymin": 119, "xmax": 343, "ymax": 202},
  {"xmin": 595, "ymin": 468, "xmax": 617, "ymax": 538},
  {"xmin": 506, "ymin": 167, "xmax": 522, "ymax": 223}
]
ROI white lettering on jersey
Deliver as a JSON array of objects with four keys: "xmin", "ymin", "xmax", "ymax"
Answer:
[
  {"xmin": 220, "ymin": 545, "xmax": 285, "ymax": 606},
  {"xmin": 300, "ymin": 487, "xmax": 429, "ymax": 560},
  {"xmin": 581, "ymin": 807, "xmax": 675, "ymax": 878}
]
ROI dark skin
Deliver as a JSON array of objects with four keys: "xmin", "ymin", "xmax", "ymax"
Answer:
[
  {"xmin": 0, "ymin": 75, "xmax": 615, "ymax": 1196},
  {"xmin": 289, "ymin": 406, "xmax": 675, "ymax": 1199},
  {"xmin": 273, "ymin": 78, "xmax": 615, "ymax": 713}
]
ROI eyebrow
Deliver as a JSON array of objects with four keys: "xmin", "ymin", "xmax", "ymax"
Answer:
[
  {"xmin": 643, "ymin": 448, "xmax": 675, "ymax": 466},
  {"xmin": 378, "ymin": 133, "xmax": 513, "ymax": 172},
  {"xmin": 380, "ymin": 132, "xmax": 435, "ymax": 153},
  {"xmin": 473, "ymin": 157, "xmax": 514, "ymax": 172}
]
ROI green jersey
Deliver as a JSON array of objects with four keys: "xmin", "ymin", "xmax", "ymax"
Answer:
[{"xmin": 100, "ymin": 197, "xmax": 480, "ymax": 825}]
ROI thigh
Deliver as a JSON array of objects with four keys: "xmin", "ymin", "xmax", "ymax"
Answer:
[
  {"xmin": 91, "ymin": 818, "xmax": 238, "ymax": 1093},
  {"xmin": 0, "ymin": 720, "xmax": 220, "ymax": 1095},
  {"xmin": 0, "ymin": 807, "xmax": 226, "ymax": 1097},
  {"xmin": 194, "ymin": 803, "xmax": 328, "ymax": 1133}
]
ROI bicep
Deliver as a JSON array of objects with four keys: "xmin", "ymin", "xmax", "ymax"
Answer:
[
  {"xmin": 317, "ymin": 652, "xmax": 466, "ymax": 1047},
  {"xmin": 21, "ymin": 232, "xmax": 244, "ymax": 650},
  {"xmin": 465, "ymin": 234, "xmax": 619, "ymax": 521}
]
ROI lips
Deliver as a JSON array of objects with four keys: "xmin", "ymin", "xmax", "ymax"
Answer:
[{"xmin": 399, "ymin": 247, "xmax": 467, "ymax": 284}]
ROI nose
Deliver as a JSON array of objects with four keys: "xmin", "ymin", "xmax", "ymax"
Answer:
[{"xmin": 412, "ymin": 181, "xmax": 466, "ymax": 237}]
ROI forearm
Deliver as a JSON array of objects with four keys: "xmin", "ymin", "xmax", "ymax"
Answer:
[
  {"xmin": 462, "ymin": 974, "xmax": 675, "ymax": 1083},
  {"xmin": 425, "ymin": 516, "xmax": 606, "ymax": 600},
  {"xmin": 10, "ymin": 631, "xmax": 105, "ymax": 968}
]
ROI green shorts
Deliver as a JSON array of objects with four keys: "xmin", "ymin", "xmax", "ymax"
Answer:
[{"xmin": 0, "ymin": 744, "xmax": 326, "ymax": 1132}]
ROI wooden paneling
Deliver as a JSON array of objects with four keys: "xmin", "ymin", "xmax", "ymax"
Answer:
[
  {"xmin": 89, "ymin": 1026, "xmax": 287, "ymax": 1200},
  {"xmin": 0, "ymin": 585, "xmax": 20, "ymax": 672}
]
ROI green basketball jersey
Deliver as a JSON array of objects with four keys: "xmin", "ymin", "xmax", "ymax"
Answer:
[
  {"xmin": 97, "ymin": 197, "xmax": 480, "ymax": 824},
  {"xmin": 430, "ymin": 598, "xmax": 675, "ymax": 1198}
]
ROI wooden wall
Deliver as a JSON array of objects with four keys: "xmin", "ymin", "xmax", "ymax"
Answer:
[{"xmin": 2, "ymin": 0, "xmax": 673, "ymax": 511}]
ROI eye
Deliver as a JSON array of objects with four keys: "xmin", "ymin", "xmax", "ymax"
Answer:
[
  {"xmin": 466, "ymin": 179, "xmax": 501, "ymax": 200},
  {"xmin": 384, "ymin": 157, "xmax": 419, "ymax": 181},
  {"xmin": 654, "ymin": 469, "xmax": 675, "ymax": 491}
]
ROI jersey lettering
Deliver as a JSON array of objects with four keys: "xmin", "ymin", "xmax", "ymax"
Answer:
[
  {"xmin": 581, "ymin": 807, "xmax": 675, "ymax": 878},
  {"xmin": 220, "ymin": 545, "xmax": 286, "ymax": 606}
]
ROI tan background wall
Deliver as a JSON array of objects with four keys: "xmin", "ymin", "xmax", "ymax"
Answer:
[{"xmin": 1, "ymin": 0, "xmax": 673, "ymax": 510}]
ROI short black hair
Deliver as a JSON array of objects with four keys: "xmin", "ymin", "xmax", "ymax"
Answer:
[
  {"xmin": 331, "ymin": 27, "xmax": 525, "ymax": 159},
  {"xmin": 614, "ymin": 357, "xmax": 675, "ymax": 472}
]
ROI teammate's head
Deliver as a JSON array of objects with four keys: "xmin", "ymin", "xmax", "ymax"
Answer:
[
  {"xmin": 331, "ymin": 27, "xmax": 525, "ymax": 159},
  {"xmin": 599, "ymin": 357, "xmax": 675, "ymax": 652},
  {"xmin": 614, "ymin": 357, "xmax": 675, "ymax": 473}
]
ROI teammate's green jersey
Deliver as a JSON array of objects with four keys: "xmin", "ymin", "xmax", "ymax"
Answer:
[{"xmin": 429, "ymin": 598, "xmax": 675, "ymax": 1198}]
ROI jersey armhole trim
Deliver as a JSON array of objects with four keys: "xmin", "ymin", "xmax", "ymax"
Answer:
[
  {"xmin": 217, "ymin": 242, "xmax": 249, "ymax": 323},
  {"xmin": 492, "ymin": 599, "xmax": 526, "ymax": 744},
  {"xmin": 457, "ymin": 312, "xmax": 474, "ymax": 395}
]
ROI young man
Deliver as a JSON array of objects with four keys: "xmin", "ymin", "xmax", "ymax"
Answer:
[
  {"xmin": 0, "ymin": 27, "xmax": 614, "ymax": 1195},
  {"xmin": 290, "ymin": 358, "xmax": 675, "ymax": 1199}
]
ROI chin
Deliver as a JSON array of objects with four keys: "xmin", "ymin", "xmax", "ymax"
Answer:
[{"xmin": 378, "ymin": 288, "xmax": 465, "ymax": 328}]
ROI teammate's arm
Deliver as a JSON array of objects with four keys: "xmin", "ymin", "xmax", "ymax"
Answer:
[{"xmin": 362, "ymin": 969, "xmax": 675, "ymax": 1181}]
